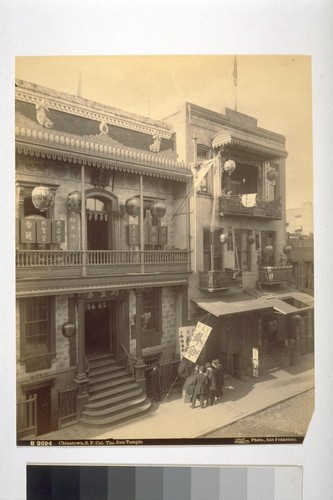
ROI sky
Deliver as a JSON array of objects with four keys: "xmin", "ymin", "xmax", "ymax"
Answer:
[{"xmin": 15, "ymin": 55, "xmax": 313, "ymax": 210}]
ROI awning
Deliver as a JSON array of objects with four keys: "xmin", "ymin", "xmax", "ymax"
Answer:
[
  {"xmin": 211, "ymin": 130, "xmax": 288, "ymax": 160},
  {"xmin": 192, "ymin": 298, "xmax": 274, "ymax": 317}
]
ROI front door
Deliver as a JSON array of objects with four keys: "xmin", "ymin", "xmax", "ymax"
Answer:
[
  {"xmin": 26, "ymin": 385, "xmax": 51, "ymax": 436},
  {"xmin": 85, "ymin": 301, "xmax": 116, "ymax": 358}
]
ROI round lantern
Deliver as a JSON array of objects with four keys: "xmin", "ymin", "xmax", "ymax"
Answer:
[
  {"xmin": 224, "ymin": 159, "xmax": 236, "ymax": 175},
  {"xmin": 247, "ymin": 235, "xmax": 255, "ymax": 245},
  {"xmin": 220, "ymin": 233, "xmax": 228, "ymax": 244},
  {"xmin": 292, "ymin": 314, "xmax": 302, "ymax": 324},
  {"xmin": 267, "ymin": 170, "xmax": 277, "ymax": 181},
  {"xmin": 283, "ymin": 245, "xmax": 292, "ymax": 255},
  {"xmin": 67, "ymin": 190, "xmax": 81, "ymax": 213},
  {"xmin": 31, "ymin": 186, "xmax": 54, "ymax": 212},
  {"xmin": 263, "ymin": 245, "xmax": 274, "ymax": 256},
  {"xmin": 62, "ymin": 322, "xmax": 76, "ymax": 338},
  {"xmin": 268, "ymin": 318, "xmax": 278, "ymax": 333},
  {"xmin": 150, "ymin": 201, "xmax": 166, "ymax": 218},
  {"xmin": 125, "ymin": 197, "xmax": 140, "ymax": 217}
]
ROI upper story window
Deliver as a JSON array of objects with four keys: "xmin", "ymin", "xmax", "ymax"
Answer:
[
  {"xmin": 203, "ymin": 227, "xmax": 223, "ymax": 271},
  {"xmin": 234, "ymin": 229, "xmax": 251, "ymax": 271}
]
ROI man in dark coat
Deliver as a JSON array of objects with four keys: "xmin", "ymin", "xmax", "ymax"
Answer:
[
  {"xmin": 149, "ymin": 363, "xmax": 161, "ymax": 402},
  {"xmin": 212, "ymin": 359, "xmax": 224, "ymax": 399},
  {"xmin": 206, "ymin": 362, "xmax": 218, "ymax": 406},
  {"xmin": 191, "ymin": 365, "xmax": 209, "ymax": 409}
]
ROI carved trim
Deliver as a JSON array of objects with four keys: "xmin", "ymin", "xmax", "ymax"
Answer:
[{"xmin": 15, "ymin": 84, "xmax": 173, "ymax": 139}]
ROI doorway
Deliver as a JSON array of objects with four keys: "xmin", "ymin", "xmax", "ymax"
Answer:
[
  {"xmin": 85, "ymin": 301, "xmax": 116, "ymax": 358},
  {"xmin": 86, "ymin": 197, "xmax": 112, "ymax": 250},
  {"xmin": 26, "ymin": 385, "xmax": 51, "ymax": 436}
]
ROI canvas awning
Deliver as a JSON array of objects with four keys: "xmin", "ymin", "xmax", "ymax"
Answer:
[{"xmin": 192, "ymin": 298, "xmax": 274, "ymax": 317}]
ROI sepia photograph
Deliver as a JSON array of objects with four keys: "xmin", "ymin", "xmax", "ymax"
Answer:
[{"xmin": 15, "ymin": 55, "xmax": 314, "ymax": 445}]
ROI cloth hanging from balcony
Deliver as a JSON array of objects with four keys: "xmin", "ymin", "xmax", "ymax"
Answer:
[{"xmin": 241, "ymin": 193, "xmax": 257, "ymax": 207}]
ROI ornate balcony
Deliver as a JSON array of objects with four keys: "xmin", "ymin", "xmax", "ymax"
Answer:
[
  {"xmin": 220, "ymin": 194, "xmax": 282, "ymax": 219},
  {"xmin": 259, "ymin": 265, "xmax": 294, "ymax": 285},
  {"xmin": 16, "ymin": 249, "xmax": 190, "ymax": 279},
  {"xmin": 199, "ymin": 269, "xmax": 242, "ymax": 292}
]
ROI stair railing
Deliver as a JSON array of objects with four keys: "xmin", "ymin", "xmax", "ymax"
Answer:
[{"xmin": 119, "ymin": 344, "xmax": 137, "ymax": 376}]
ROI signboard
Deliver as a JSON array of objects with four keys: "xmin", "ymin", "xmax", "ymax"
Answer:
[
  {"xmin": 20, "ymin": 218, "xmax": 36, "ymax": 243},
  {"xmin": 159, "ymin": 226, "xmax": 168, "ymax": 245},
  {"xmin": 178, "ymin": 326, "xmax": 195, "ymax": 356},
  {"xmin": 36, "ymin": 219, "xmax": 51, "ymax": 244},
  {"xmin": 182, "ymin": 321, "xmax": 212, "ymax": 363},
  {"xmin": 68, "ymin": 213, "xmax": 80, "ymax": 250},
  {"xmin": 252, "ymin": 347, "xmax": 259, "ymax": 377},
  {"xmin": 52, "ymin": 220, "xmax": 65, "ymax": 243},
  {"xmin": 128, "ymin": 224, "xmax": 139, "ymax": 245}
]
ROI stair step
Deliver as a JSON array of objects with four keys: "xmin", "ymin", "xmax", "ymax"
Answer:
[
  {"xmin": 89, "ymin": 364, "xmax": 128, "ymax": 377},
  {"xmin": 85, "ymin": 388, "xmax": 144, "ymax": 409},
  {"xmin": 89, "ymin": 371, "xmax": 129, "ymax": 385},
  {"xmin": 81, "ymin": 399, "xmax": 151, "ymax": 427},
  {"xmin": 88, "ymin": 382, "xmax": 140, "ymax": 401},
  {"xmin": 82, "ymin": 394, "xmax": 147, "ymax": 418},
  {"xmin": 88, "ymin": 376, "xmax": 134, "ymax": 394},
  {"xmin": 89, "ymin": 359, "xmax": 118, "ymax": 369}
]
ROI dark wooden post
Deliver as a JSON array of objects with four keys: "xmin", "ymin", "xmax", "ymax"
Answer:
[
  {"xmin": 74, "ymin": 294, "xmax": 89, "ymax": 415},
  {"xmin": 134, "ymin": 288, "xmax": 147, "ymax": 389}
]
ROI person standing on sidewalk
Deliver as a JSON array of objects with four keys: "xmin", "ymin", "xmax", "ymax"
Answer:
[
  {"xmin": 191, "ymin": 365, "xmax": 209, "ymax": 409},
  {"xmin": 206, "ymin": 362, "xmax": 218, "ymax": 406},
  {"xmin": 212, "ymin": 359, "xmax": 224, "ymax": 400}
]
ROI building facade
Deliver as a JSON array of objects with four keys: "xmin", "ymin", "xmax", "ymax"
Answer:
[
  {"xmin": 15, "ymin": 80, "xmax": 191, "ymax": 436},
  {"xmin": 165, "ymin": 103, "xmax": 314, "ymax": 380}
]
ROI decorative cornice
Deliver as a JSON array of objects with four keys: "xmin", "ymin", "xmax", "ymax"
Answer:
[
  {"xmin": 15, "ymin": 126, "xmax": 191, "ymax": 182},
  {"xmin": 16, "ymin": 276, "xmax": 189, "ymax": 297},
  {"xmin": 15, "ymin": 80, "xmax": 173, "ymax": 139}
]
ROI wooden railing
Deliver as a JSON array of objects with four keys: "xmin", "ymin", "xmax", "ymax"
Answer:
[
  {"xmin": 145, "ymin": 359, "xmax": 181, "ymax": 399},
  {"xmin": 220, "ymin": 195, "xmax": 281, "ymax": 219},
  {"xmin": 259, "ymin": 265, "xmax": 293, "ymax": 284},
  {"xmin": 58, "ymin": 385, "xmax": 77, "ymax": 427},
  {"xmin": 17, "ymin": 395, "xmax": 37, "ymax": 438},
  {"xmin": 16, "ymin": 249, "xmax": 190, "ymax": 268},
  {"xmin": 199, "ymin": 269, "xmax": 242, "ymax": 291},
  {"xmin": 119, "ymin": 344, "xmax": 137, "ymax": 375}
]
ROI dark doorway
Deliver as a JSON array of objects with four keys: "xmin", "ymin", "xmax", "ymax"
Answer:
[
  {"xmin": 85, "ymin": 302, "xmax": 115, "ymax": 358},
  {"xmin": 26, "ymin": 385, "xmax": 51, "ymax": 435},
  {"xmin": 87, "ymin": 217, "xmax": 109, "ymax": 250}
]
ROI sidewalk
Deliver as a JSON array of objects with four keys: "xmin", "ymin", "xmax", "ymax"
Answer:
[{"xmin": 39, "ymin": 353, "xmax": 314, "ymax": 441}]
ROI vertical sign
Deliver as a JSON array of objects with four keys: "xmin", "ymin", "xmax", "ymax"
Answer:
[
  {"xmin": 36, "ymin": 219, "xmax": 51, "ymax": 244},
  {"xmin": 252, "ymin": 347, "xmax": 259, "ymax": 377},
  {"xmin": 128, "ymin": 224, "xmax": 139, "ymax": 245},
  {"xmin": 178, "ymin": 326, "xmax": 195, "ymax": 356},
  {"xmin": 148, "ymin": 225, "xmax": 159, "ymax": 245},
  {"xmin": 159, "ymin": 226, "xmax": 168, "ymax": 245},
  {"xmin": 68, "ymin": 213, "xmax": 80, "ymax": 250},
  {"xmin": 182, "ymin": 322, "xmax": 212, "ymax": 363},
  {"xmin": 20, "ymin": 218, "xmax": 36, "ymax": 243},
  {"xmin": 52, "ymin": 220, "xmax": 65, "ymax": 243}
]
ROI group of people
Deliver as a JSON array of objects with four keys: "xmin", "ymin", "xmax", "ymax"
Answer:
[{"xmin": 180, "ymin": 358, "xmax": 225, "ymax": 409}]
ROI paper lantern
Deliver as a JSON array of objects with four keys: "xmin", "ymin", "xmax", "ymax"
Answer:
[
  {"xmin": 151, "ymin": 201, "xmax": 166, "ymax": 218},
  {"xmin": 220, "ymin": 234, "xmax": 228, "ymax": 244},
  {"xmin": 292, "ymin": 314, "xmax": 302, "ymax": 324},
  {"xmin": 31, "ymin": 186, "xmax": 54, "ymax": 212},
  {"xmin": 247, "ymin": 235, "xmax": 255, "ymax": 245},
  {"xmin": 267, "ymin": 170, "xmax": 277, "ymax": 181},
  {"xmin": 283, "ymin": 245, "xmax": 292, "ymax": 255},
  {"xmin": 67, "ymin": 190, "xmax": 81, "ymax": 213},
  {"xmin": 263, "ymin": 245, "xmax": 274, "ymax": 255},
  {"xmin": 224, "ymin": 159, "xmax": 236, "ymax": 175},
  {"xmin": 125, "ymin": 197, "xmax": 140, "ymax": 217},
  {"xmin": 62, "ymin": 322, "xmax": 76, "ymax": 338}
]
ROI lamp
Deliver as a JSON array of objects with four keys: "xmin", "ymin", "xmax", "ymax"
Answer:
[
  {"xmin": 67, "ymin": 190, "xmax": 81, "ymax": 213},
  {"xmin": 150, "ymin": 201, "xmax": 166, "ymax": 218},
  {"xmin": 31, "ymin": 186, "xmax": 54, "ymax": 212},
  {"xmin": 224, "ymin": 159, "xmax": 236, "ymax": 175},
  {"xmin": 125, "ymin": 197, "xmax": 140, "ymax": 217}
]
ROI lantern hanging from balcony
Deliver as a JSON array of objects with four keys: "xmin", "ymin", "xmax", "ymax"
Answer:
[
  {"xmin": 151, "ymin": 200, "xmax": 166, "ymax": 218},
  {"xmin": 263, "ymin": 245, "xmax": 274, "ymax": 256},
  {"xmin": 220, "ymin": 233, "xmax": 228, "ymax": 244},
  {"xmin": 62, "ymin": 322, "xmax": 76, "ymax": 338},
  {"xmin": 283, "ymin": 245, "xmax": 292, "ymax": 255},
  {"xmin": 125, "ymin": 197, "xmax": 140, "ymax": 217},
  {"xmin": 292, "ymin": 314, "xmax": 302, "ymax": 324},
  {"xmin": 247, "ymin": 235, "xmax": 255, "ymax": 245},
  {"xmin": 67, "ymin": 190, "xmax": 81, "ymax": 213},
  {"xmin": 224, "ymin": 159, "xmax": 236, "ymax": 175},
  {"xmin": 267, "ymin": 169, "xmax": 277, "ymax": 181},
  {"xmin": 31, "ymin": 186, "xmax": 54, "ymax": 212}
]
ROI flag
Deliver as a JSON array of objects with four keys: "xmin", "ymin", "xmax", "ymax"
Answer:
[
  {"xmin": 192, "ymin": 157, "xmax": 215, "ymax": 189},
  {"xmin": 233, "ymin": 56, "xmax": 238, "ymax": 86},
  {"xmin": 182, "ymin": 322, "xmax": 212, "ymax": 363}
]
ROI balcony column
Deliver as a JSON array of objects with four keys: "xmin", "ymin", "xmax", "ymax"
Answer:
[
  {"xmin": 134, "ymin": 288, "xmax": 147, "ymax": 390},
  {"xmin": 74, "ymin": 293, "xmax": 89, "ymax": 415},
  {"xmin": 139, "ymin": 174, "xmax": 145, "ymax": 274},
  {"xmin": 81, "ymin": 164, "xmax": 87, "ymax": 276},
  {"xmin": 182, "ymin": 284, "xmax": 189, "ymax": 326}
]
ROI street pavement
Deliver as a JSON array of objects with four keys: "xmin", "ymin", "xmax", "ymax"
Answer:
[{"xmin": 38, "ymin": 353, "xmax": 314, "ymax": 441}]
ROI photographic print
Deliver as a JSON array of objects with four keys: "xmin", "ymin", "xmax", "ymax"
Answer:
[
  {"xmin": 15, "ymin": 55, "xmax": 314, "ymax": 445},
  {"xmin": 26, "ymin": 464, "xmax": 303, "ymax": 500}
]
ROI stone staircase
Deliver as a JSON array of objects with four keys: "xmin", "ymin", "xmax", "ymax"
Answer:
[{"xmin": 80, "ymin": 355, "xmax": 151, "ymax": 427}]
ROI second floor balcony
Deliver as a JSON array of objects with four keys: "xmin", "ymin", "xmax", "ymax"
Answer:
[
  {"xmin": 259, "ymin": 265, "xmax": 294, "ymax": 285},
  {"xmin": 16, "ymin": 249, "xmax": 190, "ymax": 279},
  {"xmin": 199, "ymin": 269, "xmax": 242, "ymax": 292},
  {"xmin": 220, "ymin": 194, "xmax": 282, "ymax": 219}
]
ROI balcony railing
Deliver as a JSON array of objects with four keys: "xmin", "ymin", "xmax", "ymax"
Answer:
[
  {"xmin": 220, "ymin": 194, "xmax": 282, "ymax": 219},
  {"xmin": 199, "ymin": 269, "xmax": 242, "ymax": 291},
  {"xmin": 259, "ymin": 265, "xmax": 293, "ymax": 285},
  {"xmin": 16, "ymin": 249, "xmax": 190, "ymax": 277}
]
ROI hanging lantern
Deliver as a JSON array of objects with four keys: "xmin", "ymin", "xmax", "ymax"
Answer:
[
  {"xmin": 247, "ymin": 235, "xmax": 255, "ymax": 245},
  {"xmin": 220, "ymin": 233, "xmax": 228, "ymax": 244},
  {"xmin": 292, "ymin": 314, "xmax": 302, "ymax": 324},
  {"xmin": 283, "ymin": 245, "xmax": 292, "ymax": 255},
  {"xmin": 67, "ymin": 190, "xmax": 81, "ymax": 213},
  {"xmin": 224, "ymin": 159, "xmax": 236, "ymax": 175},
  {"xmin": 267, "ymin": 170, "xmax": 277, "ymax": 181},
  {"xmin": 268, "ymin": 318, "xmax": 278, "ymax": 333},
  {"xmin": 150, "ymin": 201, "xmax": 166, "ymax": 218},
  {"xmin": 125, "ymin": 197, "xmax": 140, "ymax": 217},
  {"xmin": 263, "ymin": 245, "xmax": 274, "ymax": 256},
  {"xmin": 62, "ymin": 322, "xmax": 76, "ymax": 338},
  {"xmin": 31, "ymin": 186, "xmax": 54, "ymax": 212}
]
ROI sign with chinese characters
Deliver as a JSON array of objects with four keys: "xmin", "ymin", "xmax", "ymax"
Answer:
[
  {"xmin": 36, "ymin": 219, "xmax": 51, "ymax": 244},
  {"xmin": 128, "ymin": 224, "xmax": 139, "ymax": 245},
  {"xmin": 52, "ymin": 220, "xmax": 65, "ymax": 243},
  {"xmin": 252, "ymin": 347, "xmax": 259, "ymax": 377},
  {"xmin": 67, "ymin": 213, "xmax": 80, "ymax": 250},
  {"xmin": 182, "ymin": 322, "xmax": 212, "ymax": 363},
  {"xmin": 178, "ymin": 326, "xmax": 195, "ymax": 356},
  {"xmin": 159, "ymin": 226, "xmax": 168, "ymax": 245},
  {"xmin": 20, "ymin": 218, "xmax": 36, "ymax": 243}
]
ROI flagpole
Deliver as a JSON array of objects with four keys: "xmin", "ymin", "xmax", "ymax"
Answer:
[
  {"xmin": 233, "ymin": 55, "xmax": 238, "ymax": 111},
  {"xmin": 193, "ymin": 134, "xmax": 197, "ymax": 273}
]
